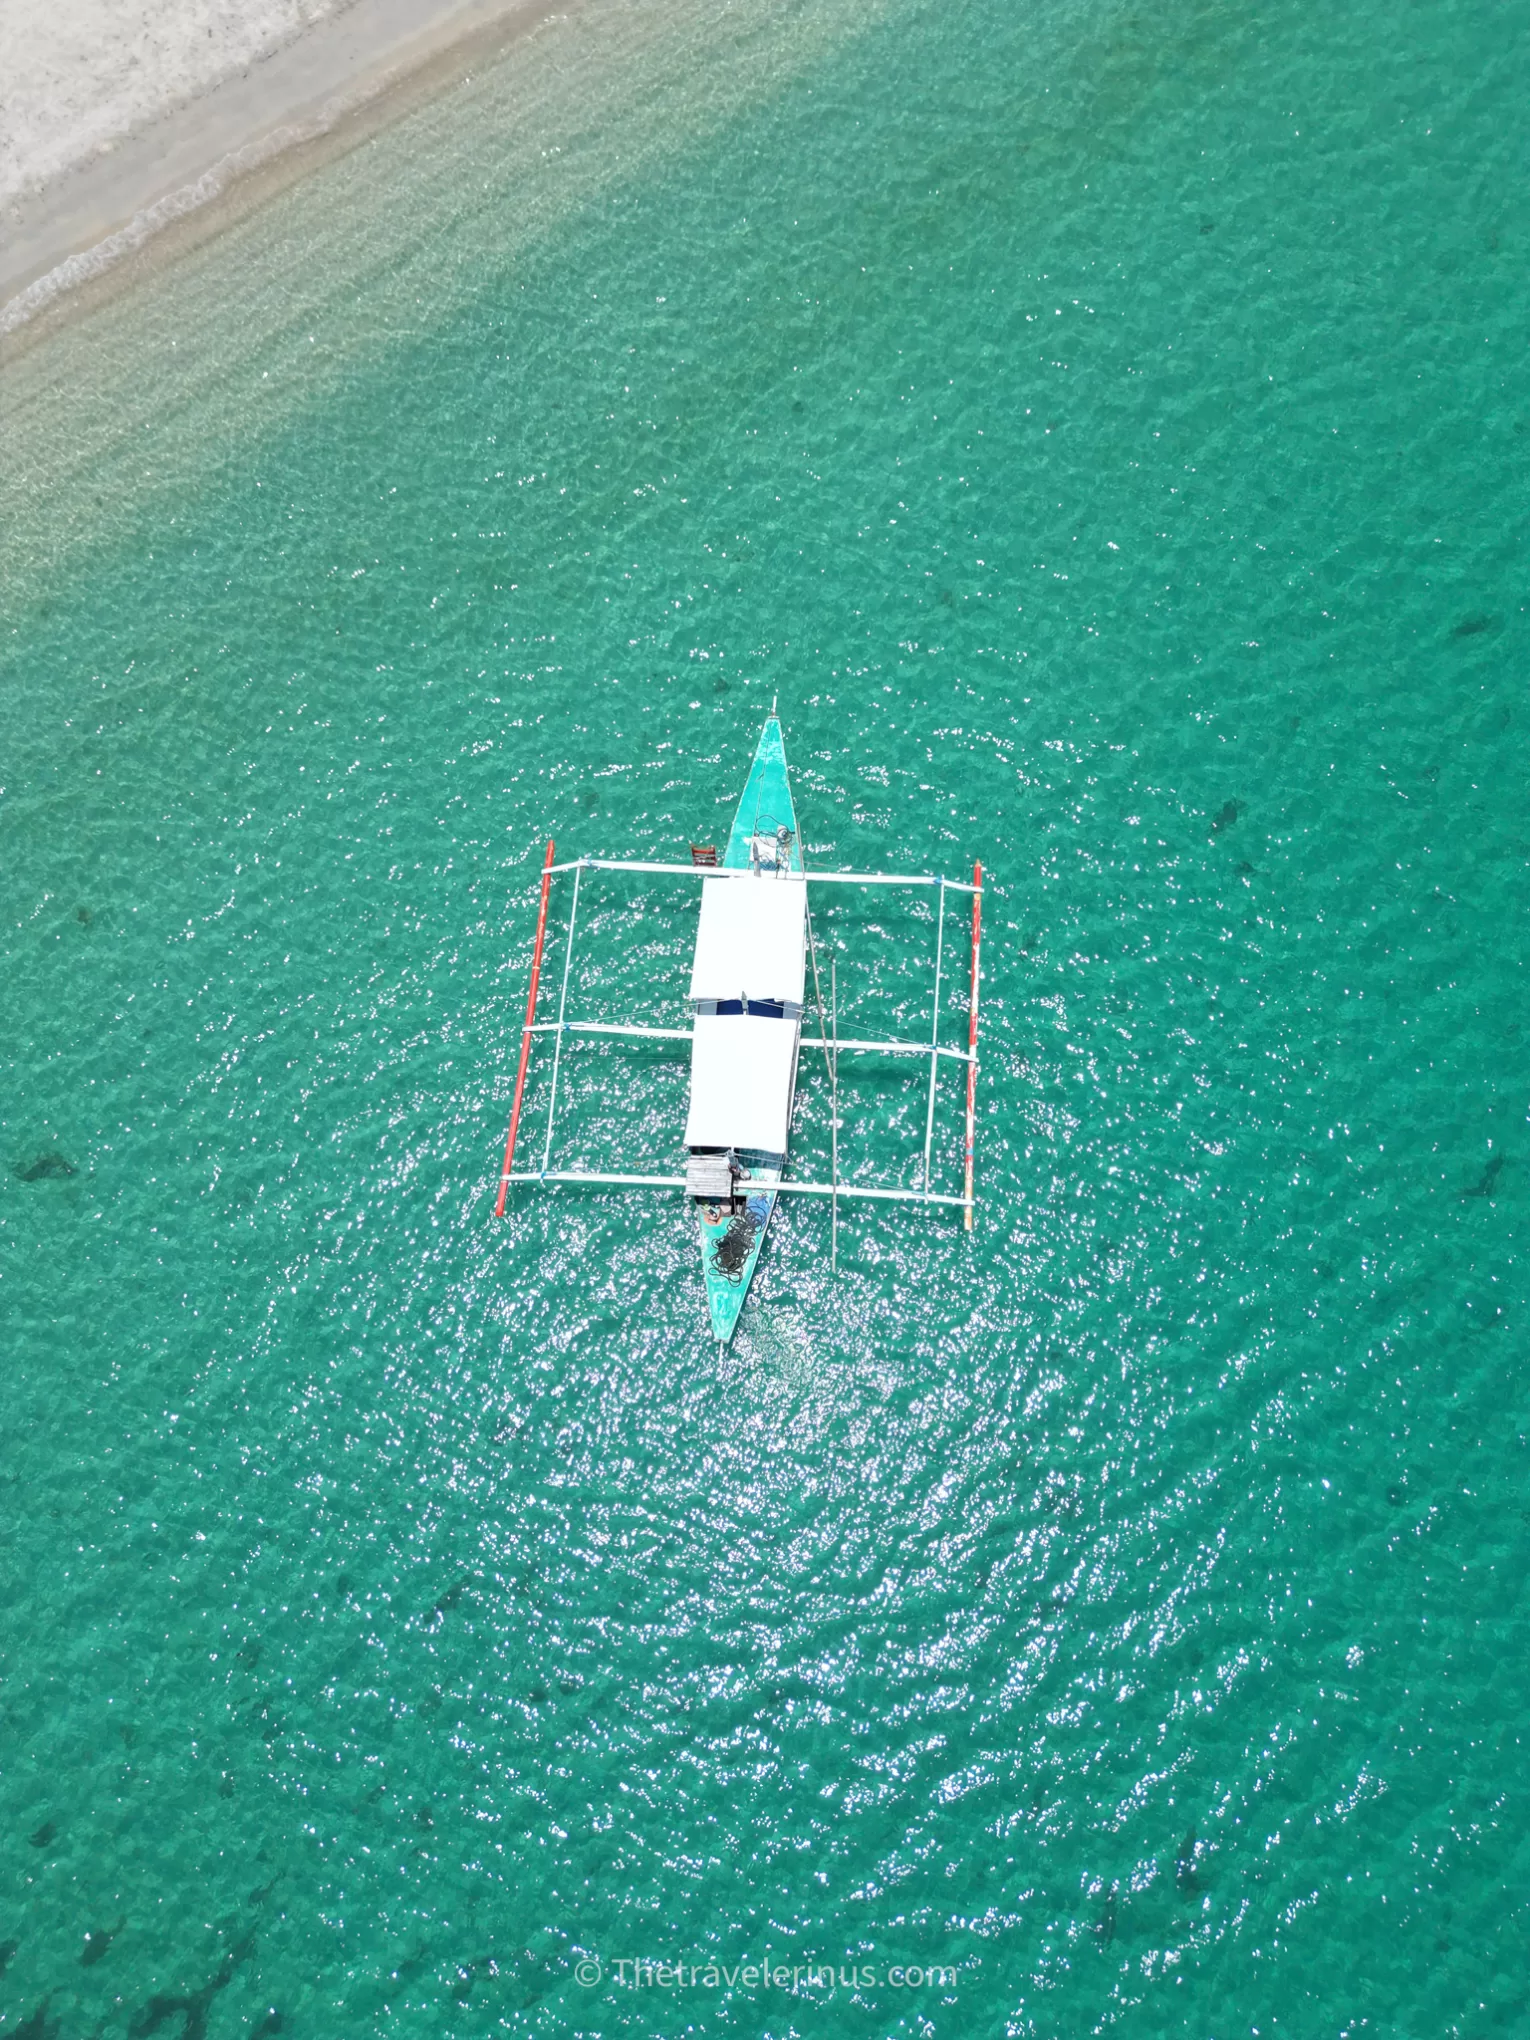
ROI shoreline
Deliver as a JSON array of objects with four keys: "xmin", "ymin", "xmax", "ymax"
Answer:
[
  {"xmin": 2, "ymin": 0, "xmax": 896, "ymax": 602},
  {"xmin": 0, "ymin": 0, "xmax": 562, "ymax": 352}
]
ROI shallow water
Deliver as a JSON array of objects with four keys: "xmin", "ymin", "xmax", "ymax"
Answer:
[{"xmin": 2, "ymin": 0, "xmax": 1527, "ymax": 2033}]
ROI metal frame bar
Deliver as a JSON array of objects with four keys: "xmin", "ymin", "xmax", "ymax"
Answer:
[
  {"xmin": 525, "ymin": 1018, "xmax": 973, "ymax": 1062},
  {"xmin": 799, "ymin": 870, "xmax": 978, "ymax": 894},
  {"xmin": 964, "ymin": 862, "xmax": 983, "ymax": 1233},
  {"xmin": 494, "ymin": 846, "xmax": 986, "ymax": 1224},
  {"xmin": 830, "ymin": 1036, "xmax": 973, "ymax": 1064},
  {"xmin": 505, "ymin": 1168, "xmax": 971, "ymax": 1210},
  {"xmin": 546, "ymin": 856, "xmax": 979, "ymax": 893},
  {"xmin": 528, "ymin": 1020, "xmax": 693, "ymax": 1042}
]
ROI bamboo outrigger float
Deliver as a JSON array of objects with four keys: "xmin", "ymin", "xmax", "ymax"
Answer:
[{"xmin": 493, "ymin": 714, "xmax": 983, "ymax": 1343}]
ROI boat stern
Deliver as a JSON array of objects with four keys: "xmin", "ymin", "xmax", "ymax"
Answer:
[{"xmin": 698, "ymin": 1188, "xmax": 777, "ymax": 1343}]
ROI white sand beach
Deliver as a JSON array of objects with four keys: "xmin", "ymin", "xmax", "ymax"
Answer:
[
  {"xmin": 1, "ymin": 0, "xmax": 554, "ymax": 327},
  {"xmin": 1, "ymin": 0, "xmax": 352, "ymax": 206}
]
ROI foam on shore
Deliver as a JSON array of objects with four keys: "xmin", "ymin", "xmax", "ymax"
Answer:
[
  {"xmin": 0, "ymin": 0, "xmax": 573, "ymax": 334},
  {"xmin": 1, "ymin": 0, "xmax": 356, "ymax": 207}
]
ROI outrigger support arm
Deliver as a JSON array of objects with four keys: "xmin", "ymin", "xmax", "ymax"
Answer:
[
  {"xmin": 525, "ymin": 1018, "xmax": 974, "ymax": 1063},
  {"xmin": 493, "ymin": 840, "xmax": 556, "ymax": 1217},
  {"xmin": 504, "ymin": 1168, "xmax": 971, "ymax": 1211},
  {"xmin": 964, "ymin": 861, "xmax": 983, "ymax": 1232},
  {"xmin": 547, "ymin": 856, "xmax": 979, "ymax": 893},
  {"xmin": 530, "ymin": 1020, "xmax": 693, "ymax": 1043},
  {"xmin": 493, "ymin": 846, "xmax": 987, "ymax": 1223}
]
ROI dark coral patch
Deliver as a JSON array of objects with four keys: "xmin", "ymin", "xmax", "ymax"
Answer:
[
  {"xmin": 15, "ymin": 1154, "xmax": 75, "ymax": 1183},
  {"xmin": 129, "ymin": 1938, "xmax": 252, "ymax": 2040},
  {"xmin": 81, "ymin": 1919, "xmax": 124, "ymax": 1967},
  {"xmin": 1463, "ymin": 1154, "xmax": 1506, "ymax": 1199},
  {"xmin": 13, "ymin": 2001, "xmax": 58, "ymax": 2040}
]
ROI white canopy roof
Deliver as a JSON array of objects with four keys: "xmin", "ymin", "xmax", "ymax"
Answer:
[
  {"xmin": 689, "ymin": 874, "xmax": 806, "ymax": 1006},
  {"xmin": 684, "ymin": 1013, "xmax": 798, "ymax": 1153}
]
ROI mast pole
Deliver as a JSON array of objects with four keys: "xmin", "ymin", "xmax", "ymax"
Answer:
[
  {"xmin": 494, "ymin": 840, "xmax": 556, "ymax": 1217},
  {"xmin": 963, "ymin": 862, "xmax": 983, "ymax": 1231},
  {"xmin": 541, "ymin": 860, "xmax": 582, "ymax": 1175},
  {"xmin": 921, "ymin": 878, "xmax": 946, "ymax": 1199}
]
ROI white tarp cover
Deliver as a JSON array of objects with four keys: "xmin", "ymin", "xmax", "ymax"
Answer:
[
  {"xmin": 689, "ymin": 874, "xmax": 806, "ymax": 1005},
  {"xmin": 684, "ymin": 1014, "xmax": 798, "ymax": 1153}
]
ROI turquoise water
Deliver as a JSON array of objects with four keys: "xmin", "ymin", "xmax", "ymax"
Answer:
[{"xmin": 2, "ymin": 0, "xmax": 1527, "ymax": 2030}]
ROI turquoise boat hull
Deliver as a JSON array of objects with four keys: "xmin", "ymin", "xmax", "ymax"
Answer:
[{"xmin": 696, "ymin": 717, "xmax": 802, "ymax": 1343}]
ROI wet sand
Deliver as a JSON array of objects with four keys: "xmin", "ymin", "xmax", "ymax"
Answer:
[{"xmin": 1, "ymin": 0, "xmax": 561, "ymax": 338}]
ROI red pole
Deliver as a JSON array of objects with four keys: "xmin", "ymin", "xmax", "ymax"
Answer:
[
  {"xmin": 494, "ymin": 840, "xmax": 556, "ymax": 1216},
  {"xmin": 963, "ymin": 861, "xmax": 983, "ymax": 1232}
]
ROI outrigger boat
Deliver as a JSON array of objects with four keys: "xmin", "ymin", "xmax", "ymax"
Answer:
[{"xmin": 493, "ymin": 713, "xmax": 983, "ymax": 1344}]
